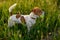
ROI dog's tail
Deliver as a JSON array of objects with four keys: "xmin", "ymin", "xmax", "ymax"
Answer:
[{"xmin": 9, "ymin": 3, "xmax": 17, "ymax": 15}]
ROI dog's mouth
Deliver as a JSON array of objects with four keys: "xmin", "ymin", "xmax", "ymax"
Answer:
[
  {"xmin": 42, "ymin": 11, "xmax": 45, "ymax": 15},
  {"xmin": 40, "ymin": 11, "xmax": 45, "ymax": 18}
]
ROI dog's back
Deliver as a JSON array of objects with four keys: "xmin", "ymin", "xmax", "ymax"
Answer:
[{"xmin": 8, "ymin": 15, "xmax": 21, "ymax": 27}]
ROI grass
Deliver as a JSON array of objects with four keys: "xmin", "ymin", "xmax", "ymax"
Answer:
[{"xmin": 0, "ymin": 0, "xmax": 60, "ymax": 40}]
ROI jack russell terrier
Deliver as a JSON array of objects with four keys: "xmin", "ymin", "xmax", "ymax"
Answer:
[{"xmin": 8, "ymin": 3, "xmax": 44, "ymax": 32}]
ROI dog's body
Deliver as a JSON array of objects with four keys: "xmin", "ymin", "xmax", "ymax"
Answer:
[
  {"xmin": 8, "ymin": 12, "xmax": 39, "ymax": 32},
  {"xmin": 8, "ymin": 3, "xmax": 44, "ymax": 32}
]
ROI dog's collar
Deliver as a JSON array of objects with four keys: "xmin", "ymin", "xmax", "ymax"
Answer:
[
  {"xmin": 31, "ymin": 17, "xmax": 36, "ymax": 19},
  {"xmin": 29, "ymin": 12, "xmax": 39, "ymax": 19}
]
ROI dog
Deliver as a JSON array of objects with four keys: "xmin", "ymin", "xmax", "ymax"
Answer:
[{"xmin": 8, "ymin": 3, "xmax": 44, "ymax": 32}]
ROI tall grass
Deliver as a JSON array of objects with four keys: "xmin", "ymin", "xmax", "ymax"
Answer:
[{"xmin": 0, "ymin": 0, "xmax": 60, "ymax": 40}]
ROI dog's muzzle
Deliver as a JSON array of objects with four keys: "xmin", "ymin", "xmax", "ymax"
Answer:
[{"xmin": 40, "ymin": 11, "xmax": 45, "ymax": 18}]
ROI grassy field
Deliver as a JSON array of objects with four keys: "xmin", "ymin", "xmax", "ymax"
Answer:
[{"xmin": 0, "ymin": 0, "xmax": 60, "ymax": 40}]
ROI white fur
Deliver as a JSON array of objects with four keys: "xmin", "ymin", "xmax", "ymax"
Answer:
[{"xmin": 8, "ymin": 12, "xmax": 39, "ymax": 32}]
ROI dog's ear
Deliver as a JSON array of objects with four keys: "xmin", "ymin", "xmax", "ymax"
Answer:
[{"xmin": 16, "ymin": 12, "xmax": 21, "ymax": 18}]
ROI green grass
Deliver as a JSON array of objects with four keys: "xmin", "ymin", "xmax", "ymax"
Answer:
[{"xmin": 0, "ymin": 0, "xmax": 60, "ymax": 40}]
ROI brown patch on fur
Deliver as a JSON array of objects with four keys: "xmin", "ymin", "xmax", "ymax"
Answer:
[
  {"xmin": 20, "ymin": 16, "xmax": 26, "ymax": 24},
  {"xmin": 32, "ymin": 7, "xmax": 42, "ymax": 16},
  {"xmin": 10, "ymin": 12, "xmax": 13, "ymax": 16},
  {"xmin": 16, "ymin": 12, "xmax": 21, "ymax": 19}
]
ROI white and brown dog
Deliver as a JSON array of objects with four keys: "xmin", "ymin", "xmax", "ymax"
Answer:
[{"xmin": 8, "ymin": 3, "xmax": 44, "ymax": 32}]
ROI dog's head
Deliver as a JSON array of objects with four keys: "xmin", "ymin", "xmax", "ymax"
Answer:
[{"xmin": 32, "ymin": 7, "xmax": 42, "ymax": 16}]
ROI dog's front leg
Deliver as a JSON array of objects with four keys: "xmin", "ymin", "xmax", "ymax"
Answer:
[{"xmin": 27, "ymin": 26, "xmax": 32, "ymax": 33}]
